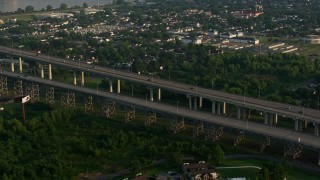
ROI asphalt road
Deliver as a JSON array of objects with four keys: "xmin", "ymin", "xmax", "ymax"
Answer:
[
  {"xmin": 0, "ymin": 45, "xmax": 320, "ymax": 124},
  {"xmin": 1, "ymin": 71, "xmax": 320, "ymax": 150}
]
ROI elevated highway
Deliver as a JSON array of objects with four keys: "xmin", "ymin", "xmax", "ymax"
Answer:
[
  {"xmin": 1, "ymin": 71, "xmax": 320, "ymax": 153},
  {"xmin": 0, "ymin": 45, "xmax": 319, "ymax": 129}
]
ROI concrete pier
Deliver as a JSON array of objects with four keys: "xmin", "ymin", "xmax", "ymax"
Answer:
[
  {"xmin": 188, "ymin": 96, "xmax": 192, "ymax": 109},
  {"xmin": 222, "ymin": 102, "xmax": 226, "ymax": 115},
  {"xmin": 149, "ymin": 88, "xmax": 154, "ymax": 101},
  {"xmin": 41, "ymin": 65, "xmax": 44, "ymax": 78},
  {"xmin": 109, "ymin": 79, "xmax": 113, "ymax": 93},
  {"xmin": 19, "ymin": 57, "xmax": 22, "ymax": 73},
  {"xmin": 314, "ymin": 123, "xmax": 319, "ymax": 136},
  {"xmin": 194, "ymin": 96, "xmax": 197, "ymax": 110},
  {"xmin": 199, "ymin": 97, "xmax": 203, "ymax": 109},
  {"xmin": 81, "ymin": 71, "xmax": 84, "ymax": 86},
  {"xmin": 11, "ymin": 62, "xmax": 14, "ymax": 72},
  {"xmin": 49, "ymin": 64, "xmax": 52, "ymax": 80},
  {"xmin": 264, "ymin": 113, "xmax": 268, "ymax": 125},
  {"xmin": 117, "ymin": 79, "xmax": 121, "ymax": 94},
  {"xmin": 157, "ymin": 88, "xmax": 161, "ymax": 101},
  {"xmin": 212, "ymin": 101, "xmax": 216, "ymax": 114},
  {"xmin": 217, "ymin": 102, "xmax": 221, "ymax": 115},
  {"xmin": 237, "ymin": 106, "xmax": 241, "ymax": 119},
  {"xmin": 73, "ymin": 72, "xmax": 77, "ymax": 85}
]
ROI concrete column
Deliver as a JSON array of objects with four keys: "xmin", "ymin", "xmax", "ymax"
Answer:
[
  {"xmin": 295, "ymin": 119, "xmax": 299, "ymax": 131},
  {"xmin": 194, "ymin": 96, "xmax": 197, "ymax": 110},
  {"xmin": 40, "ymin": 65, "xmax": 44, "ymax": 78},
  {"xmin": 222, "ymin": 102, "xmax": 226, "ymax": 115},
  {"xmin": 243, "ymin": 107, "xmax": 246, "ymax": 121},
  {"xmin": 189, "ymin": 96, "xmax": 192, "ymax": 109},
  {"xmin": 109, "ymin": 79, "xmax": 113, "ymax": 93},
  {"xmin": 149, "ymin": 88, "xmax": 154, "ymax": 101},
  {"xmin": 298, "ymin": 120, "xmax": 303, "ymax": 131},
  {"xmin": 73, "ymin": 72, "xmax": 77, "ymax": 85},
  {"xmin": 217, "ymin": 102, "xmax": 221, "ymax": 115},
  {"xmin": 117, "ymin": 79, "xmax": 121, "ymax": 94},
  {"xmin": 19, "ymin": 57, "xmax": 22, "ymax": 73},
  {"xmin": 48, "ymin": 64, "xmax": 52, "ymax": 80},
  {"xmin": 314, "ymin": 124, "xmax": 319, "ymax": 136},
  {"xmin": 237, "ymin": 106, "xmax": 241, "ymax": 119},
  {"xmin": 274, "ymin": 114, "xmax": 278, "ymax": 125},
  {"xmin": 81, "ymin": 71, "xmax": 84, "ymax": 86},
  {"xmin": 318, "ymin": 152, "xmax": 320, "ymax": 166},
  {"xmin": 268, "ymin": 114, "xmax": 273, "ymax": 126},
  {"xmin": 247, "ymin": 109, "xmax": 251, "ymax": 119},
  {"xmin": 304, "ymin": 121, "xmax": 308, "ymax": 129},
  {"xmin": 264, "ymin": 113, "xmax": 269, "ymax": 125},
  {"xmin": 212, "ymin": 101, "xmax": 216, "ymax": 114},
  {"xmin": 157, "ymin": 88, "xmax": 161, "ymax": 101},
  {"xmin": 11, "ymin": 62, "xmax": 14, "ymax": 72},
  {"xmin": 199, "ymin": 97, "xmax": 203, "ymax": 109}
]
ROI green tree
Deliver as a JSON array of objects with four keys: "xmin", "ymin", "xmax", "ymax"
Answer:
[
  {"xmin": 83, "ymin": 2, "xmax": 89, "ymax": 8},
  {"xmin": 212, "ymin": 145, "xmax": 224, "ymax": 164},
  {"xmin": 25, "ymin": 5, "xmax": 35, "ymax": 13},
  {"xmin": 46, "ymin": 5, "xmax": 53, "ymax": 11},
  {"xmin": 261, "ymin": 167, "xmax": 270, "ymax": 180},
  {"xmin": 60, "ymin": 3, "xmax": 68, "ymax": 10}
]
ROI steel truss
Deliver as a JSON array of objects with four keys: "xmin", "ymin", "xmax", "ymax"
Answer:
[
  {"xmin": 168, "ymin": 116, "xmax": 185, "ymax": 133},
  {"xmin": 145, "ymin": 111, "xmax": 156, "ymax": 126},
  {"xmin": 26, "ymin": 83, "xmax": 39, "ymax": 102},
  {"xmin": 125, "ymin": 106, "xmax": 135, "ymax": 123},
  {"xmin": 193, "ymin": 122, "xmax": 204, "ymax": 137},
  {"xmin": 234, "ymin": 131, "xmax": 245, "ymax": 146},
  {"xmin": 204, "ymin": 125, "xmax": 223, "ymax": 141},
  {"xmin": 260, "ymin": 137, "xmax": 271, "ymax": 152},
  {"xmin": 46, "ymin": 86, "xmax": 55, "ymax": 104},
  {"xmin": 0, "ymin": 76, "xmax": 8, "ymax": 95},
  {"xmin": 61, "ymin": 91, "xmax": 75, "ymax": 108},
  {"xmin": 283, "ymin": 142, "xmax": 302, "ymax": 159},
  {"xmin": 102, "ymin": 101, "xmax": 116, "ymax": 117},
  {"xmin": 85, "ymin": 96, "xmax": 93, "ymax": 112},
  {"xmin": 14, "ymin": 80, "xmax": 23, "ymax": 96}
]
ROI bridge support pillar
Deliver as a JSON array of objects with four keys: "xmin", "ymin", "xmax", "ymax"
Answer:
[
  {"xmin": 194, "ymin": 96, "xmax": 198, "ymax": 110},
  {"xmin": 295, "ymin": 119, "xmax": 299, "ymax": 131},
  {"xmin": 11, "ymin": 62, "xmax": 15, "ymax": 72},
  {"xmin": 242, "ymin": 108, "xmax": 246, "ymax": 120},
  {"xmin": 19, "ymin": 57, "xmax": 22, "ymax": 73},
  {"xmin": 81, "ymin": 71, "xmax": 84, "ymax": 86},
  {"xmin": 211, "ymin": 101, "xmax": 216, "ymax": 114},
  {"xmin": 222, "ymin": 102, "xmax": 226, "ymax": 115},
  {"xmin": 117, "ymin": 79, "xmax": 120, "ymax": 94},
  {"xmin": 188, "ymin": 95, "xmax": 192, "ymax": 109},
  {"xmin": 41, "ymin": 65, "xmax": 44, "ymax": 78},
  {"xmin": 314, "ymin": 124, "xmax": 319, "ymax": 136},
  {"xmin": 157, "ymin": 88, "xmax": 161, "ymax": 101},
  {"xmin": 109, "ymin": 79, "xmax": 113, "ymax": 93},
  {"xmin": 217, "ymin": 102, "xmax": 221, "ymax": 115},
  {"xmin": 318, "ymin": 152, "xmax": 320, "ymax": 165},
  {"xmin": 199, "ymin": 97, "xmax": 203, "ymax": 109},
  {"xmin": 298, "ymin": 120, "xmax": 303, "ymax": 131},
  {"xmin": 73, "ymin": 72, "xmax": 77, "ymax": 85},
  {"xmin": 237, "ymin": 106, "xmax": 241, "ymax": 119},
  {"xmin": 268, "ymin": 114, "xmax": 273, "ymax": 126},
  {"xmin": 149, "ymin": 88, "xmax": 154, "ymax": 101},
  {"xmin": 49, "ymin": 64, "xmax": 52, "ymax": 80},
  {"xmin": 304, "ymin": 120, "xmax": 308, "ymax": 129},
  {"xmin": 274, "ymin": 114, "xmax": 278, "ymax": 125},
  {"xmin": 264, "ymin": 113, "xmax": 268, "ymax": 125}
]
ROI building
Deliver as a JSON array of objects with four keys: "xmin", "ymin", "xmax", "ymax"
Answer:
[
  {"xmin": 0, "ymin": 19, "xmax": 4, "ymax": 24},
  {"xmin": 300, "ymin": 35, "xmax": 320, "ymax": 44},
  {"xmin": 183, "ymin": 162, "xmax": 218, "ymax": 180},
  {"xmin": 229, "ymin": 37, "xmax": 259, "ymax": 45},
  {"xmin": 232, "ymin": 10, "xmax": 263, "ymax": 19}
]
